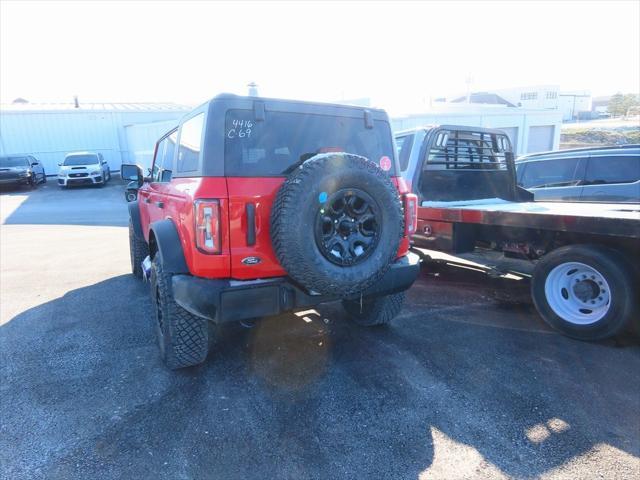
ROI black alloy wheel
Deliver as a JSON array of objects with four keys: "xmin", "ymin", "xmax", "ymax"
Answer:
[{"xmin": 314, "ymin": 188, "xmax": 380, "ymax": 266}]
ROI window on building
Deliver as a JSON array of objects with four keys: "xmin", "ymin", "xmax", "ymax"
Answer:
[
  {"xmin": 585, "ymin": 156, "xmax": 640, "ymax": 185},
  {"xmin": 520, "ymin": 92, "xmax": 538, "ymax": 101},
  {"xmin": 545, "ymin": 91, "xmax": 557, "ymax": 100},
  {"xmin": 177, "ymin": 113, "xmax": 204, "ymax": 173},
  {"xmin": 520, "ymin": 158, "xmax": 584, "ymax": 189}
]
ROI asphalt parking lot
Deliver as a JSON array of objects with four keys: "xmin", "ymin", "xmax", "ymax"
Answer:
[{"xmin": 1, "ymin": 181, "xmax": 639, "ymax": 479}]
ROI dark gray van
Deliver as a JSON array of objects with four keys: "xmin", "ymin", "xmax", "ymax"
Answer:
[{"xmin": 515, "ymin": 145, "xmax": 640, "ymax": 203}]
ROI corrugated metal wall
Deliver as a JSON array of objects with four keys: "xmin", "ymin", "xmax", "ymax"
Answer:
[{"xmin": 0, "ymin": 109, "xmax": 187, "ymax": 174}]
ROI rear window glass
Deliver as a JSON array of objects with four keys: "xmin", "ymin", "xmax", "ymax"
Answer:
[
  {"xmin": 425, "ymin": 130, "xmax": 510, "ymax": 171},
  {"xmin": 224, "ymin": 110, "xmax": 395, "ymax": 176},
  {"xmin": 63, "ymin": 154, "xmax": 99, "ymax": 166}
]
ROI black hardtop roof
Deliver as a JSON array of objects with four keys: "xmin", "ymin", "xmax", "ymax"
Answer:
[
  {"xmin": 517, "ymin": 144, "xmax": 640, "ymax": 162},
  {"xmin": 189, "ymin": 93, "xmax": 391, "ymax": 121}
]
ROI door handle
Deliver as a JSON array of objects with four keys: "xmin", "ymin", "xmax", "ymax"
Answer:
[{"xmin": 155, "ymin": 201, "xmax": 164, "ymax": 208}]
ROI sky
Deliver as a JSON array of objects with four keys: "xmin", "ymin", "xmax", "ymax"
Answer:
[{"xmin": 1, "ymin": 0, "xmax": 639, "ymax": 115}]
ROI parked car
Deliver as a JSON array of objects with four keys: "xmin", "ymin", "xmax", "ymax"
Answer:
[
  {"xmin": 0, "ymin": 155, "xmax": 46, "ymax": 188},
  {"xmin": 57, "ymin": 152, "xmax": 111, "ymax": 187},
  {"xmin": 123, "ymin": 93, "xmax": 420, "ymax": 370},
  {"xmin": 515, "ymin": 145, "xmax": 640, "ymax": 203}
]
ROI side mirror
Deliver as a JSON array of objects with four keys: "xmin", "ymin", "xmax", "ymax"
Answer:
[
  {"xmin": 121, "ymin": 163, "xmax": 143, "ymax": 187},
  {"xmin": 31, "ymin": 162, "xmax": 40, "ymax": 166}
]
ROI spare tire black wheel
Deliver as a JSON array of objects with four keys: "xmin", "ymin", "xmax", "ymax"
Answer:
[{"xmin": 271, "ymin": 153, "xmax": 403, "ymax": 297}]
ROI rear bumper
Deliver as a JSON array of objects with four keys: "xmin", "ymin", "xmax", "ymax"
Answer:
[{"xmin": 171, "ymin": 252, "xmax": 420, "ymax": 323}]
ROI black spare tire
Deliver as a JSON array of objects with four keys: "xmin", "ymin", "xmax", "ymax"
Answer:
[{"xmin": 271, "ymin": 153, "xmax": 403, "ymax": 297}]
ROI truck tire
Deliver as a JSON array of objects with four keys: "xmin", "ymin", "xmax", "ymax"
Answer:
[
  {"xmin": 531, "ymin": 244, "xmax": 638, "ymax": 341},
  {"xmin": 150, "ymin": 255, "xmax": 209, "ymax": 369},
  {"xmin": 129, "ymin": 219, "xmax": 149, "ymax": 279},
  {"xmin": 342, "ymin": 292, "xmax": 405, "ymax": 326},
  {"xmin": 271, "ymin": 153, "xmax": 403, "ymax": 297}
]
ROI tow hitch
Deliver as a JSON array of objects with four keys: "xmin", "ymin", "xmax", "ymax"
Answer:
[{"xmin": 141, "ymin": 255, "xmax": 152, "ymax": 281}]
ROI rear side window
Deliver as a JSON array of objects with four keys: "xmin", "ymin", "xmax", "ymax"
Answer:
[
  {"xmin": 177, "ymin": 113, "xmax": 204, "ymax": 173},
  {"xmin": 520, "ymin": 158, "xmax": 584, "ymax": 188},
  {"xmin": 224, "ymin": 110, "xmax": 395, "ymax": 176},
  {"xmin": 585, "ymin": 155, "xmax": 640, "ymax": 185}
]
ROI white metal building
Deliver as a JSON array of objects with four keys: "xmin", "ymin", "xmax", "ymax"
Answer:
[
  {"xmin": 438, "ymin": 85, "xmax": 594, "ymax": 122},
  {"xmin": 0, "ymin": 102, "xmax": 190, "ymax": 174},
  {"xmin": 391, "ymin": 103, "xmax": 563, "ymax": 155},
  {"xmin": 558, "ymin": 91, "xmax": 593, "ymax": 121}
]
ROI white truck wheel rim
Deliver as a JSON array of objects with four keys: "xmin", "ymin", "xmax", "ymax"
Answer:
[{"xmin": 544, "ymin": 262, "xmax": 611, "ymax": 325}]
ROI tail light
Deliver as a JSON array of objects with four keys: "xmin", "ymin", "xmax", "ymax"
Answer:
[
  {"xmin": 404, "ymin": 193, "xmax": 418, "ymax": 236},
  {"xmin": 194, "ymin": 200, "xmax": 221, "ymax": 254}
]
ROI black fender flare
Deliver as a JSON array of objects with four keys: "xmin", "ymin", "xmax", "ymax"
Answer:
[
  {"xmin": 149, "ymin": 219, "xmax": 189, "ymax": 274},
  {"xmin": 127, "ymin": 201, "xmax": 144, "ymax": 238}
]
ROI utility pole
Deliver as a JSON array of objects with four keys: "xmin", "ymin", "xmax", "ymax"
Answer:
[{"xmin": 465, "ymin": 74, "xmax": 474, "ymax": 104}]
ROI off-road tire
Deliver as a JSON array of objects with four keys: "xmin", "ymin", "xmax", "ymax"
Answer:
[
  {"xmin": 129, "ymin": 219, "xmax": 149, "ymax": 279},
  {"xmin": 343, "ymin": 292, "xmax": 406, "ymax": 326},
  {"xmin": 271, "ymin": 153, "xmax": 403, "ymax": 297},
  {"xmin": 150, "ymin": 255, "xmax": 209, "ymax": 369},
  {"xmin": 532, "ymin": 244, "xmax": 638, "ymax": 341}
]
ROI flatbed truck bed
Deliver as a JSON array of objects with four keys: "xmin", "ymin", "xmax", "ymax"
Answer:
[{"xmin": 419, "ymin": 200, "xmax": 640, "ymax": 239}]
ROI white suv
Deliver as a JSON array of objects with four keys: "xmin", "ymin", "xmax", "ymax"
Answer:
[{"xmin": 58, "ymin": 152, "xmax": 111, "ymax": 187}]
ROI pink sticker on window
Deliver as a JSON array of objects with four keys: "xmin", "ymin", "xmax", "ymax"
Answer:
[{"xmin": 379, "ymin": 156, "xmax": 392, "ymax": 171}]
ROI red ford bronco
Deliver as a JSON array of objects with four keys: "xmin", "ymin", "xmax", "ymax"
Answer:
[{"xmin": 122, "ymin": 94, "xmax": 419, "ymax": 370}]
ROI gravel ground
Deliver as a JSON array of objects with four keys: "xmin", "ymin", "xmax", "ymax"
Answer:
[{"xmin": 1, "ymin": 182, "xmax": 639, "ymax": 479}]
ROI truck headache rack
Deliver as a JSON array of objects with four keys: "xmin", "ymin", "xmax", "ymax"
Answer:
[{"xmin": 426, "ymin": 130, "xmax": 511, "ymax": 171}]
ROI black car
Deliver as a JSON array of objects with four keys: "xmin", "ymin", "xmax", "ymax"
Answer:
[{"xmin": 0, "ymin": 155, "xmax": 47, "ymax": 188}]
